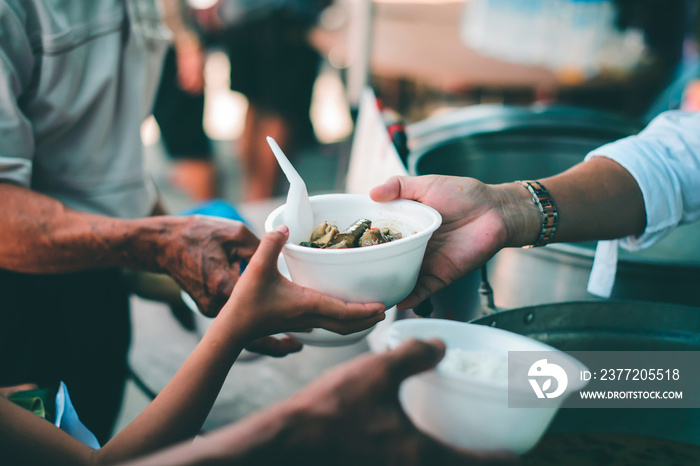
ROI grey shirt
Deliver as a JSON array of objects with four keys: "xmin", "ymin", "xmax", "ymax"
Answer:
[{"xmin": 0, "ymin": 0, "xmax": 169, "ymax": 218}]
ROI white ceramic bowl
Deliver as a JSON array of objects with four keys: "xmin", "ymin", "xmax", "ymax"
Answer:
[
  {"xmin": 264, "ymin": 193, "xmax": 441, "ymax": 346},
  {"xmin": 379, "ymin": 319, "xmax": 589, "ymax": 454}
]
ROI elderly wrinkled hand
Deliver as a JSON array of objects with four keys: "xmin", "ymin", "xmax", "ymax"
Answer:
[{"xmin": 156, "ymin": 215, "xmax": 260, "ymax": 317}]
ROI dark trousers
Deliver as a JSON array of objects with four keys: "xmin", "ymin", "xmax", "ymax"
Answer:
[
  {"xmin": 0, "ymin": 268, "xmax": 131, "ymax": 444},
  {"xmin": 153, "ymin": 46, "xmax": 213, "ymax": 160}
]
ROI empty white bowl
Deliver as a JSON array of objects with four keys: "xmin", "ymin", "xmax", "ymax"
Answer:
[
  {"xmin": 380, "ymin": 319, "xmax": 589, "ymax": 454},
  {"xmin": 264, "ymin": 193, "xmax": 441, "ymax": 346}
]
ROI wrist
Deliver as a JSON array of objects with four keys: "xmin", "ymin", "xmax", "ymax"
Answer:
[
  {"xmin": 200, "ymin": 296, "xmax": 253, "ymax": 353},
  {"xmin": 195, "ymin": 316, "xmax": 247, "ymax": 366},
  {"xmin": 216, "ymin": 295, "xmax": 259, "ymax": 344},
  {"xmin": 117, "ymin": 216, "xmax": 188, "ymax": 273},
  {"xmin": 206, "ymin": 402, "xmax": 307, "ymax": 465},
  {"xmin": 496, "ymin": 182, "xmax": 542, "ymax": 247}
]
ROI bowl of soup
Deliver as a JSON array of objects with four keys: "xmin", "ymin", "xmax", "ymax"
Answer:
[{"xmin": 264, "ymin": 193, "xmax": 441, "ymax": 346}]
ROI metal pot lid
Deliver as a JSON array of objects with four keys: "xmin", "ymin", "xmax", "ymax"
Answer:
[
  {"xmin": 471, "ymin": 301, "xmax": 700, "ymax": 451},
  {"xmin": 471, "ymin": 300, "xmax": 700, "ymax": 351},
  {"xmin": 407, "ymin": 104, "xmax": 642, "ymax": 140}
]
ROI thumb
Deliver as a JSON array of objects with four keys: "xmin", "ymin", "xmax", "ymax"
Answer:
[
  {"xmin": 370, "ymin": 175, "xmax": 433, "ymax": 204},
  {"xmin": 369, "ymin": 176, "xmax": 405, "ymax": 202},
  {"xmin": 383, "ymin": 339, "xmax": 446, "ymax": 387},
  {"xmin": 248, "ymin": 225, "xmax": 289, "ymax": 272}
]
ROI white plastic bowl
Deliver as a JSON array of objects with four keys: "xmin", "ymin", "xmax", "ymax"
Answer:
[
  {"xmin": 265, "ymin": 193, "xmax": 441, "ymax": 346},
  {"xmin": 379, "ymin": 319, "xmax": 589, "ymax": 454},
  {"xmin": 275, "ymin": 254, "xmax": 376, "ymax": 347}
]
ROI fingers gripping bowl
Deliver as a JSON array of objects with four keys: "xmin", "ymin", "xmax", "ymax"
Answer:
[
  {"xmin": 380, "ymin": 319, "xmax": 589, "ymax": 454},
  {"xmin": 265, "ymin": 193, "xmax": 442, "ymax": 346}
]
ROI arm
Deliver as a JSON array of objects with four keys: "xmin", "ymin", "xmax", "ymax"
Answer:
[
  {"xmin": 0, "ymin": 183, "xmax": 259, "ymax": 315},
  {"xmin": 0, "ymin": 226, "xmax": 386, "ymax": 465},
  {"xmin": 1, "ymin": 19, "xmax": 233, "ymax": 302},
  {"xmin": 581, "ymin": 110, "xmax": 700, "ymax": 248},
  {"xmin": 370, "ymin": 158, "xmax": 645, "ymax": 309},
  {"xmin": 124, "ymin": 340, "xmax": 517, "ymax": 466},
  {"xmin": 371, "ymin": 111, "xmax": 700, "ymax": 309},
  {"xmin": 371, "ymin": 111, "xmax": 700, "ymax": 308},
  {"xmin": 519, "ymin": 156, "xmax": 646, "ymax": 243}
]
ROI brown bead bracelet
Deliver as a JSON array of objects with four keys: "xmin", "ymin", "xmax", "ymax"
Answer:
[{"xmin": 518, "ymin": 180, "xmax": 558, "ymax": 247}]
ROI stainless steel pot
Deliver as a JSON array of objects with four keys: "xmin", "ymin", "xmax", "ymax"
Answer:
[
  {"xmin": 469, "ymin": 300, "xmax": 700, "ymax": 447},
  {"xmin": 408, "ymin": 104, "xmax": 642, "ymax": 181},
  {"xmin": 407, "ymin": 104, "xmax": 700, "ymax": 318}
]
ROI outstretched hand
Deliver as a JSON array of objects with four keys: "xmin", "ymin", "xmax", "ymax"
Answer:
[
  {"xmin": 370, "ymin": 175, "xmax": 517, "ymax": 309},
  {"xmin": 158, "ymin": 339, "xmax": 519, "ymax": 466},
  {"xmin": 220, "ymin": 225, "xmax": 386, "ymax": 344},
  {"xmin": 277, "ymin": 338, "xmax": 518, "ymax": 465}
]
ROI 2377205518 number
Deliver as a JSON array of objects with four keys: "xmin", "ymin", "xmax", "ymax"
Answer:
[{"xmin": 599, "ymin": 368, "xmax": 680, "ymax": 381}]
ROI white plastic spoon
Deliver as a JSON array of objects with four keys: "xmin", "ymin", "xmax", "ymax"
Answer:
[{"xmin": 266, "ymin": 136, "xmax": 314, "ymax": 244}]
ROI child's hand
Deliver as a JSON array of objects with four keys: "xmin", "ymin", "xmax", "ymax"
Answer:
[{"xmin": 221, "ymin": 225, "xmax": 386, "ymax": 343}]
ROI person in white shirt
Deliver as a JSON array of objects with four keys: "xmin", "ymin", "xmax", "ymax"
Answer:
[{"xmin": 369, "ymin": 110, "xmax": 700, "ymax": 310}]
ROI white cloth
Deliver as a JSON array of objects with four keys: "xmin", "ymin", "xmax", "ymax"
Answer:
[
  {"xmin": 584, "ymin": 110, "xmax": 700, "ymax": 296},
  {"xmin": 586, "ymin": 238, "xmax": 619, "ymax": 298},
  {"xmin": 345, "ymin": 87, "xmax": 409, "ymax": 195},
  {"xmin": 0, "ymin": 0, "xmax": 169, "ymax": 218}
]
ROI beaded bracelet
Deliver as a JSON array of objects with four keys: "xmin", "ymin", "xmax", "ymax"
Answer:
[{"xmin": 518, "ymin": 180, "xmax": 558, "ymax": 247}]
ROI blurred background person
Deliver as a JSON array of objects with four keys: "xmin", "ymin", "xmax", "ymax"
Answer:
[
  {"xmin": 212, "ymin": 0, "xmax": 332, "ymax": 201},
  {"xmin": 156, "ymin": 0, "xmax": 218, "ymax": 202},
  {"xmin": 153, "ymin": 0, "xmax": 333, "ymax": 204}
]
